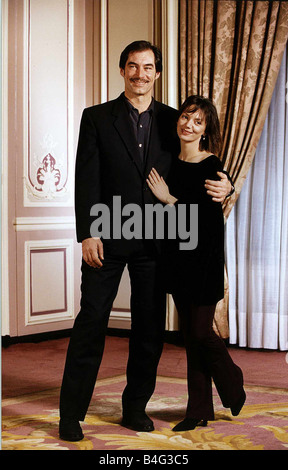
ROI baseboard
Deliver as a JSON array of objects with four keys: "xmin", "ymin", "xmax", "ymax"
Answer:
[
  {"xmin": 108, "ymin": 310, "xmax": 131, "ymax": 330},
  {"xmin": 1, "ymin": 328, "xmax": 184, "ymax": 347}
]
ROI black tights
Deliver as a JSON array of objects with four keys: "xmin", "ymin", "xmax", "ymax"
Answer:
[{"xmin": 173, "ymin": 293, "xmax": 244, "ymax": 420}]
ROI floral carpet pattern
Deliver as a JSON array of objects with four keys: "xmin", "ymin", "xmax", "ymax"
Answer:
[{"xmin": 2, "ymin": 375, "xmax": 288, "ymax": 451}]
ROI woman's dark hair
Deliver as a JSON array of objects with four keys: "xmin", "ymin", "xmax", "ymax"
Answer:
[
  {"xmin": 179, "ymin": 95, "xmax": 222, "ymax": 155},
  {"xmin": 119, "ymin": 40, "xmax": 163, "ymax": 73}
]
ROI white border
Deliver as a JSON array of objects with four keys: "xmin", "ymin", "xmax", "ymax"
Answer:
[
  {"xmin": 161, "ymin": 0, "xmax": 178, "ymax": 108},
  {"xmin": 161, "ymin": 0, "xmax": 179, "ymax": 331},
  {"xmin": 25, "ymin": 239, "xmax": 75, "ymax": 326},
  {"xmin": 100, "ymin": 0, "xmax": 108, "ymax": 103},
  {"xmin": 1, "ymin": 0, "xmax": 9, "ymax": 336}
]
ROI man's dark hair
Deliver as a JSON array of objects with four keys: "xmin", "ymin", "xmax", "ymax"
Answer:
[{"xmin": 119, "ymin": 40, "xmax": 163, "ymax": 73}]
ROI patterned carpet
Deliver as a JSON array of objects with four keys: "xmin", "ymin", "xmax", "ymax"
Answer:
[{"xmin": 2, "ymin": 374, "xmax": 288, "ymax": 451}]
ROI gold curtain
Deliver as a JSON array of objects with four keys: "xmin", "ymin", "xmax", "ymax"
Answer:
[{"xmin": 179, "ymin": 0, "xmax": 288, "ymax": 338}]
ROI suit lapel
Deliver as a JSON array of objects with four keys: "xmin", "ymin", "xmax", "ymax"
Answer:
[
  {"xmin": 112, "ymin": 95, "xmax": 144, "ymax": 176},
  {"xmin": 144, "ymin": 101, "xmax": 162, "ymax": 177}
]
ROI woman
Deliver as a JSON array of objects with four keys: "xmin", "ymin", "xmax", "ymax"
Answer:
[{"xmin": 147, "ymin": 95, "xmax": 246, "ymax": 432}]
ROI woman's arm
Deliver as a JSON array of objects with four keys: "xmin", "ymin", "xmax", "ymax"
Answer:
[{"xmin": 146, "ymin": 168, "xmax": 178, "ymax": 205}]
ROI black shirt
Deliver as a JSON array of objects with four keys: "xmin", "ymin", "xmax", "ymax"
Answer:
[{"xmin": 124, "ymin": 95, "xmax": 154, "ymax": 164}]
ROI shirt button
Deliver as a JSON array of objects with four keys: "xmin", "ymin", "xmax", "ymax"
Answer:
[
  {"xmin": 139, "ymin": 144, "xmax": 142, "ymax": 147},
  {"xmin": 140, "ymin": 124, "xmax": 143, "ymax": 128}
]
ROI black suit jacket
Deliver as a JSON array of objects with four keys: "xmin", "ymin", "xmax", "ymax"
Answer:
[{"xmin": 75, "ymin": 93, "xmax": 179, "ymax": 254}]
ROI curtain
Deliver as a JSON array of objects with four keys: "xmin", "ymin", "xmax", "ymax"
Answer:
[
  {"xmin": 226, "ymin": 46, "xmax": 288, "ymax": 351},
  {"xmin": 179, "ymin": 0, "xmax": 288, "ymax": 338}
]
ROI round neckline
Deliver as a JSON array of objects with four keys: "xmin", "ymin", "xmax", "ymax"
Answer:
[{"xmin": 178, "ymin": 155, "xmax": 214, "ymax": 164}]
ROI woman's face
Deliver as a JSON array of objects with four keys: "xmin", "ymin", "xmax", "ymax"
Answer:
[{"xmin": 177, "ymin": 107, "xmax": 207, "ymax": 146}]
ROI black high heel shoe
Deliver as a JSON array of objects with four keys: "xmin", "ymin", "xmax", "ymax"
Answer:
[
  {"xmin": 231, "ymin": 390, "xmax": 246, "ymax": 416},
  {"xmin": 172, "ymin": 418, "xmax": 208, "ymax": 432}
]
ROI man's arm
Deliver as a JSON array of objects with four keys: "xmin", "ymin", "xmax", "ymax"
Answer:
[
  {"xmin": 205, "ymin": 171, "xmax": 234, "ymax": 203},
  {"xmin": 82, "ymin": 237, "xmax": 104, "ymax": 269},
  {"xmin": 75, "ymin": 108, "xmax": 104, "ymax": 268}
]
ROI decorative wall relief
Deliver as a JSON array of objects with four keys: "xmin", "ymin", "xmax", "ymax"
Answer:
[
  {"xmin": 36, "ymin": 154, "xmax": 61, "ymax": 196},
  {"xmin": 25, "ymin": 134, "xmax": 68, "ymax": 201}
]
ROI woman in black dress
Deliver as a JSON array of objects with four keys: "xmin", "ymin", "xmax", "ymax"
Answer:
[{"xmin": 147, "ymin": 95, "xmax": 245, "ymax": 431}]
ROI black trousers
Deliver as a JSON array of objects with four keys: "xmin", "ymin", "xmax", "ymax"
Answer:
[
  {"xmin": 172, "ymin": 293, "xmax": 244, "ymax": 421},
  {"xmin": 59, "ymin": 242, "xmax": 166, "ymax": 421}
]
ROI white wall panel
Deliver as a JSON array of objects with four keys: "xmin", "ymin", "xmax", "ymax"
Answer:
[
  {"xmin": 2, "ymin": 0, "xmax": 84, "ymax": 337},
  {"xmin": 25, "ymin": 239, "xmax": 74, "ymax": 326},
  {"xmin": 23, "ymin": 0, "xmax": 74, "ymax": 207}
]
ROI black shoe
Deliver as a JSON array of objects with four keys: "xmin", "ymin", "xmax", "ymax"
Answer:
[
  {"xmin": 121, "ymin": 412, "xmax": 154, "ymax": 432},
  {"xmin": 59, "ymin": 418, "xmax": 84, "ymax": 441},
  {"xmin": 231, "ymin": 390, "xmax": 246, "ymax": 416},
  {"xmin": 173, "ymin": 418, "xmax": 208, "ymax": 432}
]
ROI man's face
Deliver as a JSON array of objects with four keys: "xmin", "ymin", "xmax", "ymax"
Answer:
[{"xmin": 120, "ymin": 49, "xmax": 160, "ymax": 99}]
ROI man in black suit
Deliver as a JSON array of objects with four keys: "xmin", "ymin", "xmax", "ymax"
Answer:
[{"xmin": 59, "ymin": 40, "xmax": 232, "ymax": 441}]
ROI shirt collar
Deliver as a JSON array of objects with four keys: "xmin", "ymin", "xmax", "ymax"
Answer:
[{"xmin": 122, "ymin": 93, "xmax": 154, "ymax": 115}]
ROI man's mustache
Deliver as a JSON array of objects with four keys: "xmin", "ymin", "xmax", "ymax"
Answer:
[{"xmin": 130, "ymin": 78, "xmax": 150, "ymax": 83}]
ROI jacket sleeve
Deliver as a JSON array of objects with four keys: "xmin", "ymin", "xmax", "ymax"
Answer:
[
  {"xmin": 74, "ymin": 108, "xmax": 101, "ymax": 243},
  {"xmin": 221, "ymin": 170, "xmax": 235, "ymax": 198}
]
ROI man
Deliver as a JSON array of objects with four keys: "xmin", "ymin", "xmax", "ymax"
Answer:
[{"xmin": 59, "ymin": 40, "xmax": 232, "ymax": 442}]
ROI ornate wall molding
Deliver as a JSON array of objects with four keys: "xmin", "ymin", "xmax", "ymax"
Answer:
[
  {"xmin": 14, "ymin": 216, "xmax": 75, "ymax": 232},
  {"xmin": 23, "ymin": 0, "xmax": 74, "ymax": 207}
]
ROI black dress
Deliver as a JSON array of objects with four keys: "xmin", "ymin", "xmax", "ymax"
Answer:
[{"xmin": 164, "ymin": 155, "xmax": 224, "ymax": 305}]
